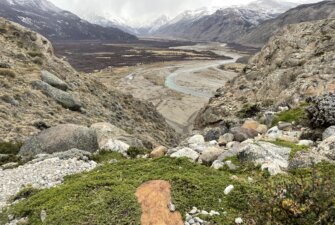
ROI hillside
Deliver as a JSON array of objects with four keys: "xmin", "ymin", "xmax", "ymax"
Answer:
[
  {"xmin": 196, "ymin": 19, "xmax": 335, "ymax": 128},
  {"xmin": 0, "ymin": 18, "xmax": 178, "ymax": 147},
  {"xmin": 238, "ymin": 0, "xmax": 335, "ymax": 47},
  {"xmin": 0, "ymin": 0, "xmax": 137, "ymax": 41}
]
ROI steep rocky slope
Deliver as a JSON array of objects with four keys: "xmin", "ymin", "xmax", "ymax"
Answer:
[
  {"xmin": 238, "ymin": 0, "xmax": 335, "ymax": 47},
  {"xmin": 0, "ymin": 0, "xmax": 137, "ymax": 41},
  {"xmin": 195, "ymin": 19, "xmax": 335, "ymax": 128},
  {"xmin": 0, "ymin": 18, "xmax": 178, "ymax": 147}
]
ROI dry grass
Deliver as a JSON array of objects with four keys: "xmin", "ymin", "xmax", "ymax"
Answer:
[{"xmin": 0, "ymin": 68, "xmax": 16, "ymax": 78}]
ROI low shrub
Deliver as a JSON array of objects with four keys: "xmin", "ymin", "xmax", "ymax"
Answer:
[
  {"xmin": 27, "ymin": 51, "xmax": 44, "ymax": 58},
  {"xmin": 272, "ymin": 107, "xmax": 307, "ymax": 126},
  {"xmin": 0, "ymin": 141, "xmax": 22, "ymax": 155},
  {"xmin": 237, "ymin": 104, "xmax": 261, "ymax": 118},
  {"xmin": 127, "ymin": 147, "xmax": 150, "ymax": 159}
]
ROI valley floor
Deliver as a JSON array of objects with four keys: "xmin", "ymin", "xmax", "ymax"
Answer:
[{"xmin": 94, "ymin": 43, "xmax": 244, "ymax": 134}]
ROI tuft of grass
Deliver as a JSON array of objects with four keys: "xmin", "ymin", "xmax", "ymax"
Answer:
[
  {"xmin": 127, "ymin": 147, "xmax": 150, "ymax": 159},
  {"xmin": 270, "ymin": 140, "xmax": 309, "ymax": 159},
  {"xmin": 9, "ymin": 185, "xmax": 40, "ymax": 203},
  {"xmin": 0, "ymin": 141, "xmax": 22, "ymax": 155},
  {"xmin": 237, "ymin": 104, "xmax": 260, "ymax": 118},
  {"xmin": 0, "ymin": 68, "xmax": 16, "ymax": 78},
  {"xmin": 272, "ymin": 107, "xmax": 307, "ymax": 126},
  {"xmin": 91, "ymin": 151, "xmax": 126, "ymax": 163}
]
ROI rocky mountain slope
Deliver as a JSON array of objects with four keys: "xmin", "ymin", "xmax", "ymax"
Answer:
[
  {"xmin": 153, "ymin": 7, "xmax": 276, "ymax": 42},
  {"xmin": 0, "ymin": 0, "xmax": 137, "ymax": 41},
  {"xmin": 238, "ymin": 0, "xmax": 335, "ymax": 47},
  {"xmin": 195, "ymin": 19, "xmax": 335, "ymax": 129},
  {"xmin": 0, "ymin": 18, "xmax": 178, "ymax": 147}
]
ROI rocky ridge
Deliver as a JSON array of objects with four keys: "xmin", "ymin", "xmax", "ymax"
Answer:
[
  {"xmin": 0, "ymin": 17, "xmax": 179, "ymax": 148},
  {"xmin": 195, "ymin": 19, "xmax": 335, "ymax": 129}
]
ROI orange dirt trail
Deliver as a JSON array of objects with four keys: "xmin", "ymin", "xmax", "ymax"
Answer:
[{"xmin": 135, "ymin": 180, "xmax": 184, "ymax": 225}]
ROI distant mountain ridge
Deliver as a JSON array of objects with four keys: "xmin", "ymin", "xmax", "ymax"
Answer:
[
  {"xmin": 237, "ymin": 0, "xmax": 335, "ymax": 47},
  {"xmin": 0, "ymin": 0, "xmax": 137, "ymax": 41}
]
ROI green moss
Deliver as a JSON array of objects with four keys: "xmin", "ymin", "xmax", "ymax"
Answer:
[
  {"xmin": 0, "ymin": 157, "xmax": 333, "ymax": 225},
  {"xmin": 9, "ymin": 185, "xmax": 40, "ymax": 203},
  {"xmin": 272, "ymin": 107, "xmax": 307, "ymax": 126},
  {"xmin": 270, "ymin": 140, "xmax": 309, "ymax": 159}
]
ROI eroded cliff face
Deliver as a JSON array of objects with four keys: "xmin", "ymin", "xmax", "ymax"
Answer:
[
  {"xmin": 196, "ymin": 19, "xmax": 335, "ymax": 128},
  {"xmin": 0, "ymin": 18, "xmax": 179, "ymax": 147}
]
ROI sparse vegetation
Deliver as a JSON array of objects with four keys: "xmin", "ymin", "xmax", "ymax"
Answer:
[
  {"xmin": 0, "ymin": 141, "xmax": 23, "ymax": 166},
  {"xmin": 272, "ymin": 107, "xmax": 307, "ymax": 126},
  {"xmin": 0, "ymin": 68, "xmax": 16, "ymax": 78},
  {"xmin": 27, "ymin": 51, "xmax": 44, "ymax": 58}
]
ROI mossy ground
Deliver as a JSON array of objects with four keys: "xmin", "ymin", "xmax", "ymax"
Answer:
[
  {"xmin": 272, "ymin": 106, "xmax": 308, "ymax": 126},
  {"xmin": 0, "ymin": 153, "xmax": 334, "ymax": 225}
]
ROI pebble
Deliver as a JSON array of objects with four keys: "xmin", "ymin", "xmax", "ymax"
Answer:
[
  {"xmin": 224, "ymin": 185, "xmax": 234, "ymax": 195},
  {"xmin": 168, "ymin": 202, "xmax": 176, "ymax": 212},
  {"xmin": 235, "ymin": 217, "xmax": 243, "ymax": 224}
]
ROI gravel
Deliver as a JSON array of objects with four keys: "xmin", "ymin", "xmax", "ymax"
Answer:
[{"xmin": 0, "ymin": 157, "xmax": 97, "ymax": 210}]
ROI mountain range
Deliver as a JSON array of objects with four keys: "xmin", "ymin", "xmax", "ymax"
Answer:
[{"xmin": 0, "ymin": 0, "xmax": 137, "ymax": 41}]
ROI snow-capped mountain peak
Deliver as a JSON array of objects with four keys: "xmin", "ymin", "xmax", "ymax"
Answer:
[
  {"xmin": 6, "ymin": 0, "xmax": 61, "ymax": 12},
  {"xmin": 246, "ymin": 0, "xmax": 299, "ymax": 14}
]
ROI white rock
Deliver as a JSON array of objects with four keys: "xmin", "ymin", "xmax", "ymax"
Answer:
[
  {"xmin": 298, "ymin": 140, "xmax": 314, "ymax": 147},
  {"xmin": 322, "ymin": 126, "xmax": 335, "ymax": 140},
  {"xmin": 235, "ymin": 217, "xmax": 243, "ymax": 224},
  {"xmin": 209, "ymin": 210, "xmax": 220, "ymax": 216},
  {"xmin": 188, "ymin": 135, "xmax": 205, "ymax": 145},
  {"xmin": 266, "ymin": 126, "xmax": 283, "ymax": 139},
  {"xmin": 211, "ymin": 160, "xmax": 224, "ymax": 170},
  {"xmin": 209, "ymin": 140, "xmax": 218, "ymax": 146},
  {"xmin": 189, "ymin": 207, "xmax": 198, "ymax": 214},
  {"xmin": 170, "ymin": 148, "xmax": 199, "ymax": 162},
  {"xmin": 224, "ymin": 185, "xmax": 234, "ymax": 195},
  {"xmin": 102, "ymin": 139, "xmax": 130, "ymax": 155}
]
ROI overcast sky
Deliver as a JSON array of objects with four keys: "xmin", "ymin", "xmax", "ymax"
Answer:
[{"xmin": 49, "ymin": 0, "xmax": 321, "ymax": 26}]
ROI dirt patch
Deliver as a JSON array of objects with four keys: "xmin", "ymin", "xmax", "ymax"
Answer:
[{"xmin": 136, "ymin": 180, "xmax": 184, "ymax": 225}]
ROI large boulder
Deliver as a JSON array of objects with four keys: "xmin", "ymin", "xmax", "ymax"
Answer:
[
  {"xmin": 41, "ymin": 70, "xmax": 69, "ymax": 91},
  {"xmin": 90, "ymin": 122, "xmax": 143, "ymax": 149},
  {"xmin": 19, "ymin": 124, "xmax": 98, "ymax": 158},
  {"xmin": 170, "ymin": 148, "xmax": 199, "ymax": 162},
  {"xmin": 238, "ymin": 141, "xmax": 291, "ymax": 175},
  {"xmin": 32, "ymin": 80, "xmax": 82, "ymax": 111},
  {"xmin": 230, "ymin": 127, "xmax": 259, "ymax": 142},
  {"xmin": 242, "ymin": 119, "xmax": 267, "ymax": 134},
  {"xmin": 316, "ymin": 136, "xmax": 335, "ymax": 160},
  {"xmin": 188, "ymin": 135, "xmax": 205, "ymax": 145},
  {"xmin": 322, "ymin": 126, "xmax": 335, "ymax": 140},
  {"xmin": 307, "ymin": 93, "xmax": 335, "ymax": 128}
]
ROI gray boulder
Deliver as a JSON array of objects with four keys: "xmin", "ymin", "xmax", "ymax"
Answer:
[
  {"xmin": 31, "ymin": 149, "xmax": 92, "ymax": 163},
  {"xmin": 32, "ymin": 80, "xmax": 82, "ymax": 111},
  {"xmin": 170, "ymin": 148, "xmax": 199, "ymax": 162},
  {"xmin": 238, "ymin": 141, "xmax": 291, "ymax": 175},
  {"xmin": 322, "ymin": 126, "xmax": 335, "ymax": 140},
  {"xmin": 288, "ymin": 151, "xmax": 326, "ymax": 170},
  {"xmin": 230, "ymin": 127, "xmax": 259, "ymax": 142},
  {"xmin": 41, "ymin": 70, "xmax": 68, "ymax": 91},
  {"xmin": 19, "ymin": 124, "xmax": 98, "ymax": 158}
]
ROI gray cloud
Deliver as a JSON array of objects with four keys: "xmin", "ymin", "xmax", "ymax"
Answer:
[{"xmin": 49, "ymin": 0, "xmax": 321, "ymax": 26}]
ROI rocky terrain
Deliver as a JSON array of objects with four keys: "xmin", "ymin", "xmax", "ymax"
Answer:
[
  {"xmin": 238, "ymin": 0, "xmax": 335, "ymax": 47},
  {"xmin": 196, "ymin": 19, "xmax": 335, "ymax": 129},
  {"xmin": 0, "ymin": 17, "xmax": 179, "ymax": 148},
  {"xmin": 0, "ymin": 0, "xmax": 137, "ymax": 41},
  {"xmin": 0, "ymin": 9, "xmax": 334, "ymax": 225}
]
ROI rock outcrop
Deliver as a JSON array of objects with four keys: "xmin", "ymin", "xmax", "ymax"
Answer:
[
  {"xmin": 0, "ymin": 18, "xmax": 179, "ymax": 147},
  {"xmin": 19, "ymin": 124, "xmax": 98, "ymax": 158},
  {"xmin": 195, "ymin": 19, "xmax": 335, "ymax": 129},
  {"xmin": 306, "ymin": 93, "xmax": 335, "ymax": 128}
]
